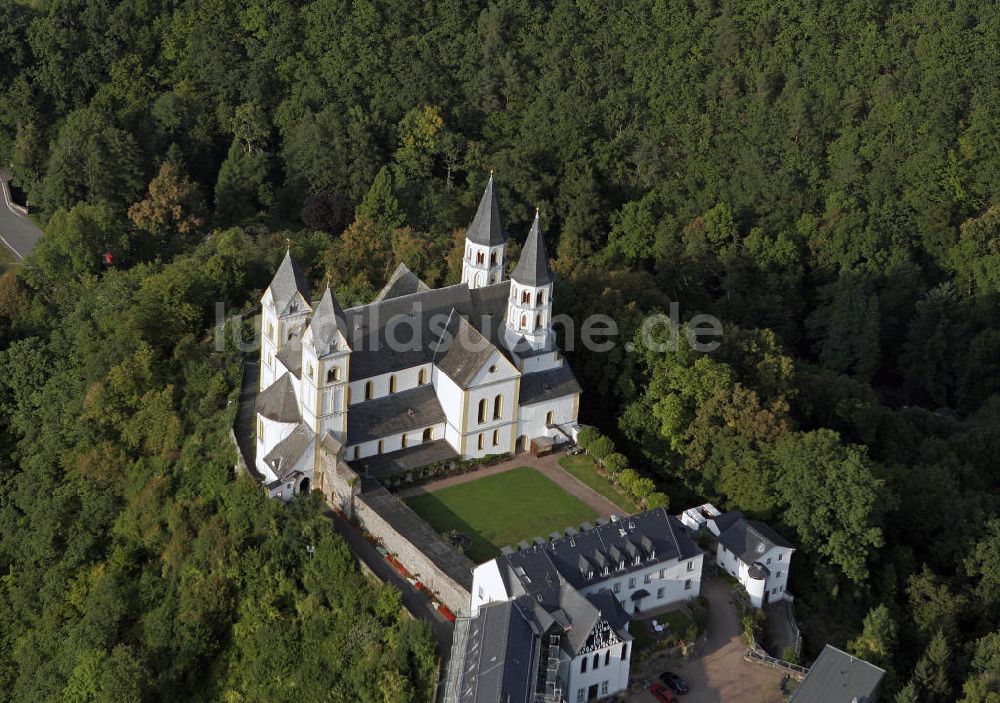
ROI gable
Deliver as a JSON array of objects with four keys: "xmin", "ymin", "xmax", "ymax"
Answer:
[{"xmin": 466, "ymin": 349, "xmax": 519, "ymax": 388}]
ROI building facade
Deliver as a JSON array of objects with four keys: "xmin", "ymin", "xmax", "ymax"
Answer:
[
  {"xmin": 254, "ymin": 177, "xmax": 581, "ymax": 500},
  {"xmin": 707, "ymin": 510, "xmax": 794, "ymax": 608}
]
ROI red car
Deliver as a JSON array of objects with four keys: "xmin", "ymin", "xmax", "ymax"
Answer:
[{"xmin": 649, "ymin": 682, "xmax": 678, "ymax": 703}]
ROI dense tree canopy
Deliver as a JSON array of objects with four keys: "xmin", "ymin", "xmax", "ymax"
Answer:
[{"xmin": 1, "ymin": 0, "xmax": 999, "ymax": 699}]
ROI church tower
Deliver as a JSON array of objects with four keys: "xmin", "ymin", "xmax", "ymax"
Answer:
[
  {"xmin": 462, "ymin": 174, "xmax": 507, "ymax": 289},
  {"xmin": 260, "ymin": 250, "xmax": 312, "ymax": 391},
  {"xmin": 505, "ymin": 210, "xmax": 555, "ymax": 350},
  {"xmin": 300, "ymin": 286, "xmax": 352, "ymax": 442}
]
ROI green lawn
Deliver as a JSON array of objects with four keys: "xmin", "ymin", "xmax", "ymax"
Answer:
[
  {"xmin": 558, "ymin": 454, "xmax": 639, "ymax": 514},
  {"xmin": 405, "ymin": 466, "xmax": 598, "ymax": 562}
]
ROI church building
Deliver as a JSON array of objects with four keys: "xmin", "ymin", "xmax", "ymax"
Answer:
[{"xmin": 254, "ymin": 176, "xmax": 581, "ymax": 500}]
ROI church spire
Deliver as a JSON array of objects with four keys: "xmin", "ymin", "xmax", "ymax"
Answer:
[
  {"xmin": 510, "ymin": 209, "xmax": 553, "ymax": 286},
  {"xmin": 308, "ymin": 285, "xmax": 350, "ymax": 353},
  {"xmin": 466, "ymin": 173, "xmax": 507, "ymax": 246},
  {"xmin": 267, "ymin": 249, "xmax": 312, "ymax": 310}
]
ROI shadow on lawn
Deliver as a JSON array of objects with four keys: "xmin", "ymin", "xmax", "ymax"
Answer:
[{"xmin": 404, "ymin": 492, "xmax": 500, "ymax": 563}]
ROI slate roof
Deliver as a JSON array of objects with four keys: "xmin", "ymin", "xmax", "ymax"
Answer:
[
  {"xmin": 432, "ymin": 311, "xmax": 502, "ymax": 389},
  {"xmin": 466, "ymin": 174, "xmax": 507, "ymax": 247},
  {"xmin": 346, "ymin": 385, "xmax": 446, "ymax": 444},
  {"xmin": 518, "ymin": 365, "xmax": 581, "ymax": 406},
  {"xmin": 452, "ymin": 599, "xmax": 536, "ymax": 703},
  {"xmin": 276, "ymin": 338, "xmax": 303, "ymax": 379},
  {"xmin": 256, "ymin": 373, "xmax": 301, "ymax": 423},
  {"xmin": 790, "ymin": 645, "xmax": 885, "ymax": 703},
  {"xmin": 510, "ymin": 212, "xmax": 553, "ymax": 287},
  {"xmin": 374, "ymin": 263, "xmax": 431, "ymax": 302},
  {"xmin": 308, "ymin": 286, "xmax": 349, "ymax": 353},
  {"xmin": 343, "ymin": 280, "xmax": 512, "ymax": 381},
  {"xmin": 262, "ymin": 421, "xmax": 315, "ymax": 479},
  {"xmin": 268, "ymin": 250, "xmax": 311, "ymax": 312},
  {"xmin": 349, "ymin": 439, "xmax": 458, "ymax": 479},
  {"xmin": 495, "ymin": 509, "xmax": 701, "ymax": 597},
  {"xmin": 716, "ymin": 512, "xmax": 794, "ymax": 563}
]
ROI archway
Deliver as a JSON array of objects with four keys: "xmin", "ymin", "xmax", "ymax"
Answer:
[
  {"xmin": 515, "ymin": 435, "xmax": 527, "ymax": 454},
  {"xmin": 299, "ymin": 477, "xmax": 311, "ymax": 494}
]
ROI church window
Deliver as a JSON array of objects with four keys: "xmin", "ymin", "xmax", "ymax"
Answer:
[
  {"xmin": 287, "ymin": 331, "xmax": 295, "ymax": 341},
  {"xmin": 402, "ymin": 434, "xmax": 408, "ymax": 448},
  {"xmin": 365, "ymin": 381, "xmax": 373, "ymax": 400},
  {"xmin": 493, "ymin": 394, "xmax": 503, "ymax": 420},
  {"xmin": 377, "ymin": 440, "xmax": 383, "ymax": 454},
  {"xmin": 389, "ymin": 375, "xmax": 397, "ymax": 393},
  {"xmin": 546, "ymin": 410, "xmax": 554, "ymax": 426},
  {"xmin": 537, "ymin": 290, "xmax": 545, "ymax": 305},
  {"xmin": 622, "ymin": 643, "xmax": 629, "ymax": 659},
  {"xmin": 535, "ymin": 314, "xmax": 542, "ymax": 329},
  {"xmin": 478, "ymin": 433, "xmax": 485, "ymax": 450},
  {"xmin": 418, "ymin": 368, "xmax": 427, "ymax": 385},
  {"xmin": 490, "ymin": 251, "xmax": 497, "ymax": 266},
  {"xmin": 520, "ymin": 314, "xmax": 527, "ymax": 329},
  {"xmin": 492, "ymin": 429, "xmax": 499, "ymax": 447},
  {"xmin": 478, "ymin": 398, "xmax": 487, "ymax": 423},
  {"xmin": 327, "ymin": 367, "xmax": 340, "ymax": 383},
  {"xmin": 476, "ymin": 251, "xmax": 484, "ymax": 265},
  {"xmin": 521, "ymin": 289, "xmax": 531, "ymax": 304},
  {"xmin": 423, "ymin": 428, "xmax": 433, "ymax": 443}
]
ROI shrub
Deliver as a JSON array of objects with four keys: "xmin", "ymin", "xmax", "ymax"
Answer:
[
  {"xmin": 589, "ymin": 435, "xmax": 614, "ymax": 461},
  {"xmin": 602, "ymin": 452, "xmax": 628, "ymax": 474},
  {"xmin": 781, "ymin": 646, "xmax": 799, "ymax": 664},
  {"xmin": 617, "ymin": 468, "xmax": 640, "ymax": 494},
  {"xmin": 576, "ymin": 425, "xmax": 600, "ymax": 450},
  {"xmin": 645, "ymin": 491, "xmax": 670, "ymax": 509},
  {"xmin": 741, "ymin": 609, "xmax": 766, "ymax": 645}
]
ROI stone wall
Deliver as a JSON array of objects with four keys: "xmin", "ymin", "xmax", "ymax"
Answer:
[
  {"xmin": 355, "ymin": 487, "xmax": 475, "ymax": 616},
  {"xmin": 318, "ymin": 434, "xmax": 361, "ymax": 518}
]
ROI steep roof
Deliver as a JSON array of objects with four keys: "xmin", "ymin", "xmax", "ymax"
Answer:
[
  {"xmin": 716, "ymin": 513, "xmax": 794, "ymax": 563},
  {"xmin": 256, "ymin": 373, "xmax": 301, "ymax": 423},
  {"xmin": 373, "ymin": 263, "xmax": 430, "ymax": 302},
  {"xmin": 267, "ymin": 250, "xmax": 311, "ymax": 311},
  {"xmin": 518, "ymin": 365, "xmax": 581, "ymax": 406},
  {"xmin": 790, "ymin": 645, "xmax": 885, "ymax": 703},
  {"xmin": 432, "ymin": 311, "xmax": 502, "ymax": 389},
  {"xmin": 466, "ymin": 174, "xmax": 507, "ymax": 247},
  {"xmin": 308, "ymin": 286, "xmax": 349, "ymax": 353},
  {"xmin": 262, "ymin": 421, "xmax": 315, "ymax": 479},
  {"xmin": 450, "ymin": 599, "xmax": 537, "ymax": 703},
  {"xmin": 510, "ymin": 211, "xmax": 553, "ymax": 287}
]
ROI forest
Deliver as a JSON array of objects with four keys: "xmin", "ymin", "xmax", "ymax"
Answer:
[{"xmin": 0, "ymin": 0, "xmax": 999, "ymax": 701}]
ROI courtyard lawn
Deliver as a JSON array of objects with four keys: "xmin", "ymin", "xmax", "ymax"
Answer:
[
  {"xmin": 558, "ymin": 454, "xmax": 639, "ymax": 514},
  {"xmin": 405, "ymin": 466, "xmax": 598, "ymax": 563}
]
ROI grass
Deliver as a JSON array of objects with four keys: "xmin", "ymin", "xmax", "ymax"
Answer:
[
  {"xmin": 558, "ymin": 454, "xmax": 640, "ymax": 514},
  {"xmin": 0, "ymin": 244, "xmax": 17, "ymax": 274},
  {"xmin": 405, "ymin": 466, "xmax": 598, "ymax": 562}
]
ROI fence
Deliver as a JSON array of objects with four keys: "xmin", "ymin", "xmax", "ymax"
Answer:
[{"xmin": 744, "ymin": 641, "xmax": 809, "ymax": 680}]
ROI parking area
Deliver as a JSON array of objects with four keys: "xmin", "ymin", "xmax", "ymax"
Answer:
[{"xmin": 627, "ymin": 577, "xmax": 786, "ymax": 703}]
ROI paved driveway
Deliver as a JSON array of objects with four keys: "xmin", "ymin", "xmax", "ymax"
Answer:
[
  {"xmin": 0, "ymin": 168, "xmax": 42, "ymax": 260},
  {"xmin": 628, "ymin": 577, "xmax": 785, "ymax": 703}
]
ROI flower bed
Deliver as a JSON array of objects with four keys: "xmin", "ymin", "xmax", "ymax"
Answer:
[
  {"xmin": 438, "ymin": 604, "xmax": 456, "ymax": 622},
  {"xmin": 385, "ymin": 554, "xmax": 410, "ymax": 579}
]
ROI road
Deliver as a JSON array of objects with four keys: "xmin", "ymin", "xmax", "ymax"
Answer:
[{"xmin": 0, "ymin": 168, "xmax": 42, "ymax": 260}]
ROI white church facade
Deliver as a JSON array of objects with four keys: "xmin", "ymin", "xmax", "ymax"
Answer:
[{"xmin": 254, "ymin": 177, "xmax": 581, "ymax": 500}]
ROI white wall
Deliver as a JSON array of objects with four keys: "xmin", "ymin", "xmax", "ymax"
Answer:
[
  {"xmin": 583, "ymin": 554, "xmax": 703, "ymax": 615},
  {"xmin": 715, "ymin": 543, "xmax": 793, "ymax": 608},
  {"xmin": 470, "ymin": 560, "xmax": 509, "ymax": 615},
  {"xmin": 348, "ymin": 363, "xmax": 432, "ymax": 405},
  {"xmin": 565, "ymin": 640, "xmax": 631, "ymax": 702},
  {"xmin": 347, "ymin": 422, "xmax": 446, "ymax": 460},
  {"xmin": 518, "ymin": 352, "xmax": 562, "ymax": 374},
  {"xmin": 433, "ymin": 365, "xmax": 465, "ymax": 444},
  {"xmin": 255, "ymin": 414, "xmax": 300, "ymax": 478},
  {"xmin": 516, "ymin": 393, "xmax": 578, "ymax": 445}
]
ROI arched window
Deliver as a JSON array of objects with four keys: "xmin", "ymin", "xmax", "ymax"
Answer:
[
  {"xmin": 521, "ymin": 289, "xmax": 531, "ymax": 304},
  {"xmin": 478, "ymin": 433, "xmax": 485, "ymax": 450},
  {"xmin": 365, "ymin": 381, "xmax": 373, "ymax": 400},
  {"xmin": 402, "ymin": 434, "xmax": 408, "ymax": 448},
  {"xmin": 389, "ymin": 375, "xmax": 397, "ymax": 393},
  {"xmin": 327, "ymin": 367, "xmax": 340, "ymax": 383},
  {"xmin": 492, "ymin": 429, "xmax": 500, "ymax": 447},
  {"xmin": 423, "ymin": 428, "xmax": 433, "ymax": 443},
  {"xmin": 266, "ymin": 322, "xmax": 274, "ymax": 340},
  {"xmin": 476, "ymin": 251, "xmax": 484, "ymax": 265},
  {"xmin": 537, "ymin": 290, "xmax": 545, "ymax": 305},
  {"xmin": 545, "ymin": 410, "xmax": 554, "ymax": 426},
  {"xmin": 593, "ymin": 653, "xmax": 600, "ymax": 670},
  {"xmin": 520, "ymin": 314, "xmax": 527, "ymax": 329},
  {"xmin": 536, "ymin": 314, "xmax": 542, "ymax": 329},
  {"xmin": 490, "ymin": 251, "xmax": 497, "ymax": 265},
  {"xmin": 478, "ymin": 398, "xmax": 487, "ymax": 423},
  {"xmin": 466, "ymin": 245, "xmax": 471, "ymax": 259},
  {"xmin": 418, "ymin": 368, "xmax": 427, "ymax": 385},
  {"xmin": 493, "ymin": 394, "xmax": 503, "ymax": 420}
]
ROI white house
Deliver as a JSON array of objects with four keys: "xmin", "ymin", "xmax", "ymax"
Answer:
[
  {"xmin": 254, "ymin": 176, "xmax": 582, "ymax": 500},
  {"xmin": 708, "ymin": 510, "xmax": 794, "ymax": 608},
  {"xmin": 463, "ymin": 509, "xmax": 703, "ymax": 702}
]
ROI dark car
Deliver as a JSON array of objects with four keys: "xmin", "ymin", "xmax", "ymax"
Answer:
[{"xmin": 659, "ymin": 671, "xmax": 689, "ymax": 694}]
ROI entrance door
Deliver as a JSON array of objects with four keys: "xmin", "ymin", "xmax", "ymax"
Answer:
[
  {"xmin": 587, "ymin": 684, "xmax": 599, "ymax": 700},
  {"xmin": 763, "ymin": 589, "xmax": 770, "ymax": 605},
  {"xmin": 299, "ymin": 477, "xmax": 310, "ymax": 494},
  {"xmin": 515, "ymin": 435, "xmax": 527, "ymax": 454}
]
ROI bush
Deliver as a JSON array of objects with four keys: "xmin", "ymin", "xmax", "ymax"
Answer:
[
  {"xmin": 588, "ymin": 435, "xmax": 614, "ymax": 461},
  {"xmin": 741, "ymin": 609, "xmax": 766, "ymax": 645},
  {"xmin": 645, "ymin": 491, "xmax": 670, "ymax": 509},
  {"xmin": 576, "ymin": 425, "xmax": 600, "ymax": 450},
  {"xmin": 781, "ymin": 646, "xmax": 799, "ymax": 664},
  {"xmin": 602, "ymin": 452, "xmax": 628, "ymax": 474}
]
